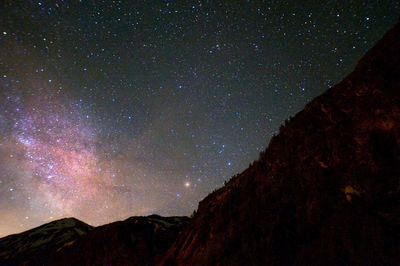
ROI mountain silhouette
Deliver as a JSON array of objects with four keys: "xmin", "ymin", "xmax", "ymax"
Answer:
[
  {"xmin": 0, "ymin": 215, "xmax": 188, "ymax": 266},
  {"xmin": 1, "ymin": 20, "xmax": 399, "ymax": 265}
]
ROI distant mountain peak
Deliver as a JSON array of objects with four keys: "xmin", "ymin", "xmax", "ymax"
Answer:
[
  {"xmin": 0, "ymin": 217, "xmax": 93, "ymax": 265},
  {"xmin": 43, "ymin": 217, "xmax": 89, "ymax": 227}
]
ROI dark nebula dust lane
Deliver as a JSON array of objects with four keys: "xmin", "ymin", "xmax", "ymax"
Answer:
[{"xmin": 0, "ymin": 1, "xmax": 398, "ymax": 236}]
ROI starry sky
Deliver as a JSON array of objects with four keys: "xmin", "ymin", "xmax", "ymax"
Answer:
[{"xmin": 0, "ymin": 1, "xmax": 399, "ymax": 236}]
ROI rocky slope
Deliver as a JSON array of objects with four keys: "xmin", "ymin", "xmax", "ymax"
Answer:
[
  {"xmin": 0, "ymin": 218, "xmax": 93, "ymax": 265},
  {"xmin": 159, "ymin": 20, "xmax": 400, "ymax": 265}
]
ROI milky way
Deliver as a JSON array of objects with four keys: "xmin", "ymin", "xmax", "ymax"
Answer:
[
  {"xmin": 0, "ymin": 88, "xmax": 183, "ymax": 234},
  {"xmin": 0, "ymin": 1, "xmax": 398, "ymax": 236}
]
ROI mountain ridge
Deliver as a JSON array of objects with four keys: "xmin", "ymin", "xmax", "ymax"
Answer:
[{"xmin": 0, "ymin": 215, "xmax": 189, "ymax": 265}]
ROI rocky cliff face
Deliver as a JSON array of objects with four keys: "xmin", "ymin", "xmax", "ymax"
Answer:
[{"xmin": 159, "ymin": 21, "xmax": 400, "ymax": 265}]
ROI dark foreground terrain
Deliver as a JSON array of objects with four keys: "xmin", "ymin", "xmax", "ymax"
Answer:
[{"xmin": 1, "ymin": 20, "xmax": 399, "ymax": 266}]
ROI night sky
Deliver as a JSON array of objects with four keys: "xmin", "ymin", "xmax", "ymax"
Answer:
[{"xmin": 0, "ymin": 1, "xmax": 398, "ymax": 236}]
